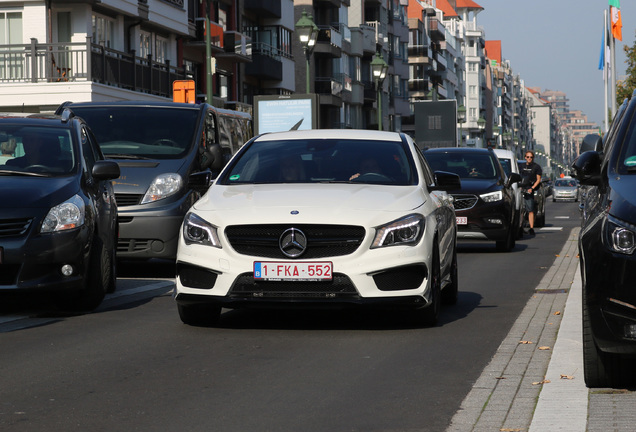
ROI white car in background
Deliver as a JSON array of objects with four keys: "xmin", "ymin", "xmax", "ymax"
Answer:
[
  {"xmin": 174, "ymin": 129, "xmax": 461, "ymax": 327},
  {"xmin": 493, "ymin": 148, "xmax": 524, "ymax": 238}
]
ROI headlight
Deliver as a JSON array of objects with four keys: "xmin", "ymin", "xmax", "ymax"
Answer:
[
  {"xmin": 141, "ymin": 173, "xmax": 183, "ymax": 204},
  {"xmin": 183, "ymin": 212, "xmax": 221, "ymax": 248},
  {"xmin": 371, "ymin": 214, "xmax": 424, "ymax": 249},
  {"xmin": 480, "ymin": 190, "xmax": 503, "ymax": 203},
  {"xmin": 605, "ymin": 215, "xmax": 636, "ymax": 255},
  {"xmin": 41, "ymin": 194, "xmax": 85, "ymax": 233}
]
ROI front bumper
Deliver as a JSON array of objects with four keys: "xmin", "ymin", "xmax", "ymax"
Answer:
[
  {"xmin": 455, "ymin": 201, "xmax": 511, "ymax": 242},
  {"xmin": 0, "ymin": 226, "xmax": 91, "ymax": 292},
  {"xmin": 116, "ymin": 192, "xmax": 196, "ymax": 260},
  {"xmin": 175, "ymin": 238, "xmax": 434, "ymax": 310}
]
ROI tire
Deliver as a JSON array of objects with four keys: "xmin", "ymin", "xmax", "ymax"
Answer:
[
  {"xmin": 178, "ymin": 303, "xmax": 222, "ymax": 327},
  {"xmin": 58, "ymin": 236, "xmax": 111, "ymax": 312},
  {"xmin": 412, "ymin": 245, "xmax": 441, "ymax": 327},
  {"xmin": 441, "ymin": 246, "xmax": 458, "ymax": 305},
  {"xmin": 496, "ymin": 226, "xmax": 515, "ymax": 252}
]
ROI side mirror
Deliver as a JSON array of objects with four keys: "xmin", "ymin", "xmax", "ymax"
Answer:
[
  {"xmin": 92, "ymin": 160, "xmax": 120, "ymax": 180},
  {"xmin": 202, "ymin": 143, "xmax": 225, "ymax": 172},
  {"xmin": 580, "ymin": 134, "xmax": 603, "ymax": 153},
  {"xmin": 431, "ymin": 170, "xmax": 461, "ymax": 191},
  {"xmin": 507, "ymin": 172, "xmax": 521, "ymax": 187},
  {"xmin": 572, "ymin": 151, "xmax": 602, "ymax": 185},
  {"xmin": 188, "ymin": 170, "xmax": 216, "ymax": 192}
]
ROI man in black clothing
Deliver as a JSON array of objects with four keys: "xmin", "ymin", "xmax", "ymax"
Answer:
[{"xmin": 520, "ymin": 150, "xmax": 542, "ymax": 235}]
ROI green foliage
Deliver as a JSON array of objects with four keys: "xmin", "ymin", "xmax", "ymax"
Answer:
[{"xmin": 617, "ymin": 35, "xmax": 636, "ymax": 104}]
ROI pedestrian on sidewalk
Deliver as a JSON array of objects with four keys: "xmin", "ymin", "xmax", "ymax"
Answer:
[{"xmin": 520, "ymin": 150, "xmax": 542, "ymax": 235}]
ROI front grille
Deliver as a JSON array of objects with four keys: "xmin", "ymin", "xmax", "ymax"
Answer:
[
  {"xmin": 229, "ymin": 272, "xmax": 359, "ymax": 299},
  {"xmin": 115, "ymin": 194, "xmax": 143, "ymax": 207},
  {"xmin": 117, "ymin": 238, "xmax": 151, "ymax": 253},
  {"xmin": 452, "ymin": 194, "xmax": 478, "ymax": 211},
  {"xmin": 225, "ymin": 224, "xmax": 366, "ymax": 259},
  {"xmin": 0, "ymin": 218, "xmax": 32, "ymax": 237}
]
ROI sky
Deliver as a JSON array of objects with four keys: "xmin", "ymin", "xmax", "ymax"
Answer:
[{"xmin": 475, "ymin": 0, "xmax": 635, "ymax": 130}]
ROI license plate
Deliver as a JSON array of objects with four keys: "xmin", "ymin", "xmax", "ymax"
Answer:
[
  {"xmin": 254, "ymin": 261, "xmax": 333, "ymax": 281},
  {"xmin": 456, "ymin": 217, "xmax": 467, "ymax": 225}
]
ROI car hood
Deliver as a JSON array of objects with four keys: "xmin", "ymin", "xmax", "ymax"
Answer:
[
  {"xmin": 111, "ymin": 159, "xmax": 186, "ymax": 194},
  {"xmin": 0, "ymin": 175, "xmax": 78, "ymax": 209},
  {"xmin": 446, "ymin": 178, "xmax": 502, "ymax": 195},
  {"xmin": 192, "ymin": 184, "xmax": 427, "ymax": 225},
  {"xmin": 609, "ymin": 175, "xmax": 636, "ymax": 221}
]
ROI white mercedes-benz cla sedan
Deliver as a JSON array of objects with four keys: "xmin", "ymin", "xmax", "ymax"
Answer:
[{"xmin": 174, "ymin": 129, "xmax": 460, "ymax": 327}]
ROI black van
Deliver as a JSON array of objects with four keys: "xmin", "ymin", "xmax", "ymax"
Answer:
[{"xmin": 57, "ymin": 101, "xmax": 252, "ymax": 261}]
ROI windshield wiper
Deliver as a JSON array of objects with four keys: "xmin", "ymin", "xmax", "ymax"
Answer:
[
  {"xmin": 0, "ymin": 169, "xmax": 49, "ymax": 177},
  {"xmin": 104, "ymin": 154, "xmax": 151, "ymax": 160}
]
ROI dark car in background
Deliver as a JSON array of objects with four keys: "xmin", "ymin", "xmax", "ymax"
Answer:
[
  {"xmin": 572, "ymin": 93, "xmax": 636, "ymax": 388},
  {"xmin": 424, "ymin": 147, "xmax": 520, "ymax": 252},
  {"xmin": 0, "ymin": 111, "xmax": 120, "ymax": 311},
  {"xmin": 517, "ymin": 160, "xmax": 547, "ymax": 227}
]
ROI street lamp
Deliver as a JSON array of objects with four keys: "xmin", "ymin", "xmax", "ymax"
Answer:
[
  {"xmin": 492, "ymin": 125, "xmax": 500, "ymax": 148},
  {"xmin": 295, "ymin": 11, "xmax": 318, "ymax": 94},
  {"xmin": 502, "ymin": 131, "xmax": 512, "ymax": 149},
  {"xmin": 457, "ymin": 105, "xmax": 466, "ymax": 146},
  {"xmin": 370, "ymin": 51, "xmax": 388, "ymax": 130},
  {"xmin": 477, "ymin": 117, "xmax": 486, "ymax": 146}
]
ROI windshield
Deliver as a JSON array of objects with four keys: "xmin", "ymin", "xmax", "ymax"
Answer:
[
  {"xmin": 424, "ymin": 152, "xmax": 498, "ymax": 180},
  {"xmin": 0, "ymin": 125, "xmax": 76, "ymax": 176},
  {"xmin": 555, "ymin": 179, "xmax": 577, "ymax": 187},
  {"xmin": 219, "ymin": 138, "xmax": 416, "ymax": 186},
  {"xmin": 68, "ymin": 106, "xmax": 199, "ymax": 160}
]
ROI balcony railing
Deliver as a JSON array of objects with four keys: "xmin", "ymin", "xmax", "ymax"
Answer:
[{"xmin": 0, "ymin": 38, "xmax": 192, "ymax": 99}]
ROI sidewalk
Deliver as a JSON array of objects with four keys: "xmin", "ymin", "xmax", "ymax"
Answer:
[{"xmin": 447, "ymin": 227, "xmax": 585, "ymax": 431}]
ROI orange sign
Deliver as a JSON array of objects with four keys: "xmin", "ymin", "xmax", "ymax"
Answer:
[{"xmin": 173, "ymin": 80, "xmax": 196, "ymax": 104}]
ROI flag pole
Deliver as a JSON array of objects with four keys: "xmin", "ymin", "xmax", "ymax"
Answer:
[{"xmin": 604, "ymin": 9, "xmax": 610, "ymax": 132}]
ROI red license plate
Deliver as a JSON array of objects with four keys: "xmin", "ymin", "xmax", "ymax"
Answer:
[{"xmin": 456, "ymin": 217, "xmax": 467, "ymax": 225}]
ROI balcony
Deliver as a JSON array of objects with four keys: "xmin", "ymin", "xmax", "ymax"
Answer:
[
  {"xmin": 0, "ymin": 38, "xmax": 191, "ymax": 100},
  {"xmin": 192, "ymin": 18, "xmax": 224, "ymax": 54},
  {"xmin": 360, "ymin": 25, "xmax": 377, "ymax": 54},
  {"xmin": 408, "ymin": 78, "xmax": 428, "ymax": 95},
  {"xmin": 315, "ymin": 74, "xmax": 344, "ymax": 106},
  {"xmin": 217, "ymin": 31, "xmax": 252, "ymax": 62},
  {"xmin": 245, "ymin": 43, "xmax": 282, "ymax": 81},
  {"xmin": 408, "ymin": 45, "xmax": 429, "ymax": 64},
  {"xmin": 428, "ymin": 17, "xmax": 445, "ymax": 42},
  {"xmin": 314, "ymin": 25, "xmax": 342, "ymax": 58}
]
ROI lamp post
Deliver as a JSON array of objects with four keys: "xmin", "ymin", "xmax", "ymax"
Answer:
[
  {"xmin": 370, "ymin": 51, "xmax": 388, "ymax": 130},
  {"xmin": 477, "ymin": 117, "xmax": 486, "ymax": 147},
  {"xmin": 502, "ymin": 131, "xmax": 512, "ymax": 150},
  {"xmin": 457, "ymin": 104, "xmax": 466, "ymax": 146},
  {"xmin": 492, "ymin": 125, "xmax": 500, "ymax": 149},
  {"xmin": 295, "ymin": 11, "xmax": 318, "ymax": 94}
]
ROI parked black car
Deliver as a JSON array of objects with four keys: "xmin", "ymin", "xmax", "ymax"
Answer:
[
  {"xmin": 424, "ymin": 147, "xmax": 520, "ymax": 251},
  {"xmin": 0, "ymin": 111, "xmax": 120, "ymax": 311},
  {"xmin": 572, "ymin": 93, "xmax": 636, "ymax": 388}
]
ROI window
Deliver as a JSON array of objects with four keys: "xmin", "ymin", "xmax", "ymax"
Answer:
[
  {"xmin": 469, "ymin": 85, "xmax": 477, "ymax": 98},
  {"xmin": 92, "ymin": 14, "xmax": 114, "ymax": 48},
  {"xmin": 139, "ymin": 31, "xmax": 151, "ymax": 58},
  {"xmin": 155, "ymin": 35, "xmax": 168, "ymax": 63},
  {"xmin": 0, "ymin": 11, "xmax": 22, "ymax": 44}
]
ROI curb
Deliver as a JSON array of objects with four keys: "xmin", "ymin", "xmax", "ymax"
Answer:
[{"xmin": 446, "ymin": 227, "xmax": 581, "ymax": 432}]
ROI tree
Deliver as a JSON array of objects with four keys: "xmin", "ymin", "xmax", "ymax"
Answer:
[{"xmin": 616, "ymin": 34, "xmax": 636, "ymax": 104}]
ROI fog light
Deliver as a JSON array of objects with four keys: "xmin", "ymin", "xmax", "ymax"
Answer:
[
  {"xmin": 486, "ymin": 218, "xmax": 503, "ymax": 225},
  {"xmin": 624, "ymin": 324, "xmax": 636, "ymax": 339},
  {"xmin": 61, "ymin": 264, "xmax": 74, "ymax": 276}
]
